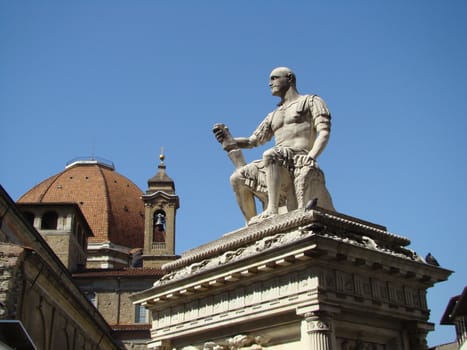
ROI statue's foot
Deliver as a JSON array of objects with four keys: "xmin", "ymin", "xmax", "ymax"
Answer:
[{"xmin": 247, "ymin": 209, "xmax": 278, "ymax": 225}]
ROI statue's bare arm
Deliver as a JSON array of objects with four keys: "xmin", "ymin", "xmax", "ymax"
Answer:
[
  {"xmin": 308, "ymin": 127, "xmax": 330, "ymax": 160},
  {"xmin": 233, "ymin": 136, "xmax": 257, "ymax": 149},
  {"xmin": 308, "ymin": 95, "xmax": 331, "ymax": 160},
  {"xmin": 215, "ymin": 113, "xmax": 273, "ymax": 150},
  {"xmin": 213, "ymin": 129, "xmax": 256, "ymax": 149}
]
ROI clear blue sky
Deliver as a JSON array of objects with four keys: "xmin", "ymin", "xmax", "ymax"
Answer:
[{"xmin": 1, "ymin": 1, "xmax": 466, "ymax": 346}]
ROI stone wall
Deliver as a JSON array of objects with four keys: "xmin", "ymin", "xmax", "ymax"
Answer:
[
  {"xmin": 76, "ymin": 277, "xmax": 153, "ymax": 326},
  {"xmin": 42, "ymin": 231, "xmax": 86, "ymax": 271},
  {"xmin": 0, "ymin": 243, "xmax": 24, "ymax": 320},
  {"xmin": 95, "ymin": 290, "xmax": 142, "ymax": 325},
  {"xmin": 19, "ymin": 248, "xmax": 121, "ymax": 349}
]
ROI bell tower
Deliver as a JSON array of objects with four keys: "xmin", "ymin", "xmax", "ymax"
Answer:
[{"xmin": 142, "ymin": 151, "xmax": 180, "ymax": 268}]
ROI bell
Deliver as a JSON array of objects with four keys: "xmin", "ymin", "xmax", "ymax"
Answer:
[{"xmin": 154, "ymin": 213, "xmax": 166, "ymax": 231}]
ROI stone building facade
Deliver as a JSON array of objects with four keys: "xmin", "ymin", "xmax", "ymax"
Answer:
[
  {"xmin": 73, "ymin": 268, "xmax": 164, "ymax": 348},
  {"xmin": 0, "ymin": 186, "xmax": 120, "ymax": 349},
  {"xmin": 17, "ymin": 202, "xmax": 92, "ymax": 272}
]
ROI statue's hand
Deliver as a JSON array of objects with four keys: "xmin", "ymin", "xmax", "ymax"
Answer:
[
  {"xmin": 213, "ymin": 124, "xmax": 238, "ymax": 151},
  {"xmin": 295, "ymin": 154, "xmax": 317, "ymax": 168},
  {"xmin": 213, "ymin": 125, "xmax": 226, "ymax": 143},
  {"xmin": 306, "ymin": 155, "xmax": 317, "ymax": 168}
]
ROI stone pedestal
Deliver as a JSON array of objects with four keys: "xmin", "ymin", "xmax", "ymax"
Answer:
[{"xmin": 131, "ymin": 208, "xmax": 451, "ymax": 350}]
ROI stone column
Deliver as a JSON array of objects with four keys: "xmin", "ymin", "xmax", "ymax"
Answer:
[{"xmin": 302, "ymin": 311, "xmax": 335, "ymax": 350}]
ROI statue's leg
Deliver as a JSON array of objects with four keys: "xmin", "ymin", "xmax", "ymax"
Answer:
[
  {"xmin": 296, "ymin": 166, "xmax": 335, "ymax": 211},
  {"xmin": 248, "ymin": 148, "xmax": 292, "ymax": 223},
  {"xmin": 264, "ymin": 161, "xmax": 281, "ymax": 216},
  {"xmin": 230, "ymin": 170, "xmax": 257, "ymax": 223},
  {"xmin": 286, "ymin": 182, "xmax": 298, "ymax": 212},
  {"xmin": 294, "ymin": 167, "xmax": 308, "ymax": 209},
  {"xmin": 248, "ymin": 163, "xmax": 286, "ymax": 224}
]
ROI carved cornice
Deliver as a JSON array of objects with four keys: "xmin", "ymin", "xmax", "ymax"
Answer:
[
  {"xmin": 156, "ymin": 229, "xmax": 316, "ymax": 285},
  {"xmin": 151, "ymin": 221, "xmax": 435, "ymax": 292},
  {"xmin": 131, "ymin": 208, "xmax": 451, "ymax": 311},
  {"xmin": 142, "ymin": 191, "xmax": 180, "ymax": 207},
  {"xmin": 164, "ymin": 208, "xmax": 410, "ymax": 273}
]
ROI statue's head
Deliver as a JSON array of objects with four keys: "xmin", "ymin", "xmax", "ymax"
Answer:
[{"xmin": 269, "ymin": 67, "xmax": 296, "ymax": 96}]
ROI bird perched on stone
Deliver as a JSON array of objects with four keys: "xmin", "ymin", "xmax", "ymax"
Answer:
[
  {"xmin": 425, "ymin": 252, "xmax": 440, "ymax": 266},
  {"xmin": 305, "ymin": 198, "xmax": 318, "ymax": 210}
]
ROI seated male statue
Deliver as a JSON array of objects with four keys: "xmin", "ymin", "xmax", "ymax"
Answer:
[{"xmin": 214, "ymin": 67, "xmax": 334, "ymax": 225}]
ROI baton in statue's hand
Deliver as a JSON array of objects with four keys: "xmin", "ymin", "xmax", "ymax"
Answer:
[{"xmin": 213, "ymin": 123, "xmax": 246, "ymax": 169}]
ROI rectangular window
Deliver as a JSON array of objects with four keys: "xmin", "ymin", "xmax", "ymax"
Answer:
[{"xmin": 134, "ymin": 304, "xmax": 148, "ymax": 324}]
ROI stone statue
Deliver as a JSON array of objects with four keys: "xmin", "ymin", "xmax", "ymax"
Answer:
[{"xmin": 214, "ymin": 67, "xmax": 334, "ymax": 224}]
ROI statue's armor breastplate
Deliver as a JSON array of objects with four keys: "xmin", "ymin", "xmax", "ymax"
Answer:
[{"xmin": 271, "ymin": 95, "xmax": 312, "ymax": 131}]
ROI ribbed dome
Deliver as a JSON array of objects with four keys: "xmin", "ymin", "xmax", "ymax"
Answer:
[{"xmin": 18, "ymin": 158, "xmax": 144, "ymax": 248}]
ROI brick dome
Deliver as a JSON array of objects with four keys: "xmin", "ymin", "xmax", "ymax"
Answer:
[{"xmin": 18, "ymin": 158, "xmax": 144, "ymax": 248}]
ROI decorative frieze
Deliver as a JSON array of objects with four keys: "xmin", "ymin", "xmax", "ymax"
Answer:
[
  {"xmin": 151, "ymin": 265, "xmax": 430, "ymax": 339},
  {"xmin": 229, "ymin": 288, "xmax": 244, "ymax": 310},
  {"xmin": 388, "ymin": 284, "xmax": 397, "ymax": 304},
  {"xmin": 336, "ymin": 271, "xmax": 354, "ymax": 294},
  {"xmin": 152, "ymin": 267, "xmax": 319, "ymax": 332},
  {"xmin": 151, "ymin": 262, "xmax": 427, "ymax": 339},
  {"xmin": 322, "ymin": 269, "xmax": 336, "ymax": 290},
  {"xmin": 354, "ymin": 274, "xmax": 371, "ymax": 297},
  {"xmin": 244, "ymin": 282, "xmax": 262, "ymax": 306},
  {"xmin": 279, "ymin": 272, "xmax": 298, "ymax": 296},
  {"xmin": 186, "ymin": 300, "xmax": 199, "ymax": 320},
  {"xmin": 162, "ymin": 208, "xmax": 414, "ymax": 275}
]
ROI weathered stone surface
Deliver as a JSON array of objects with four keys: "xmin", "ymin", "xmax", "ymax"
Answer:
[{"xmin": 0, "ymin": 243, "xmax": 24, "ymax": 319}]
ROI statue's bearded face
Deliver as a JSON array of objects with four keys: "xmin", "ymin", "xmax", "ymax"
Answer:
[{"xmin": 269, "ymin": 69, "xmax": 291, "ymax": 96}]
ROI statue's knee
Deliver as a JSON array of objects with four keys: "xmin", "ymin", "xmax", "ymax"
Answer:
[
  {"xmin": 230, "ymin": 171, "xmax": 242, "ymax": 187},
  {"xmin": 262, "ymin": 149, "xmax": 275, "ymax": 165}
]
